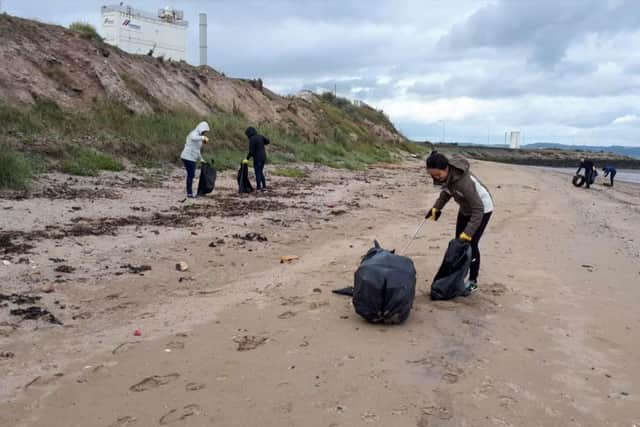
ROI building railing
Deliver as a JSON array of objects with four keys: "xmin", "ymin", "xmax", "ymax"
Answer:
[{"xmin": 101, "ymin": 4, "xmax": 188, "ymax": 27}]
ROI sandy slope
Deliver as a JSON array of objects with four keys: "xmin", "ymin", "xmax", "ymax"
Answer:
[{"xmin": 1, "ymin": 160, "xmax": 639, "ymax": 427}]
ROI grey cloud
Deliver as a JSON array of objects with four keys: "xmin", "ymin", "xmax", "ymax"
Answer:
[
  {"xmin": 623, "ymin": 61, "xmax": 640, "ymax": 75},
  {"xmin": 408, "ymin": 80, "xmax": 447, "ymax": 97},
  {"xmin": 294, "ymin": 76, "xmax": 399, "ymax": 100},
  {"xmin": 440, "ymin": 0, "xmax": 640, "ymax": 66},
  {"xmin": 204, "ymin": 25, "xmax": 393, "ymax": 79},
  {"xmin": 405, "ymin": 57, "xmax": 639, "ymax": 100}
]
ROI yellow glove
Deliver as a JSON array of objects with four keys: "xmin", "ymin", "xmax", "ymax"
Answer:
[
  {"xmin": 242, "ymin": 159, "xmax": 249, "ymax": 165},
  {"xmin": 459, "ymin": 232, "xmax": 472, "ymax": 242},
  {"xmin": 202, "ymin": 136, "xmax": 209, "ymax": 144},
  {"xmin": 425, "ymin": 208, "xmax": 441, "ymax": 221}
]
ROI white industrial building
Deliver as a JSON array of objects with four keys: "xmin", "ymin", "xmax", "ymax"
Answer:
[
  {"xmin": 509, "ymin": 131, "xmax": 521, "ymax": 149},
  {"xmin": 100, "ymin": 4, "xmax": 188, "ymax": 61}
]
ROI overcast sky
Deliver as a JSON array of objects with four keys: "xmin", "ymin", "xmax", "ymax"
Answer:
[{"xmin": 4, "ymin": 0, "xmax": 640, "ymax": 146}]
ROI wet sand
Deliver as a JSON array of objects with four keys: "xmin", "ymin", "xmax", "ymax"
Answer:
[{"xmin": 1, "ymin": 160, "xmax": 639, "ymax": 426}]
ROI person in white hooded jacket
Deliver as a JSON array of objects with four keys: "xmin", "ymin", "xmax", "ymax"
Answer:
[{"xmin": 180, "ymin": 121, "xmax": 210, "ymax": 197}]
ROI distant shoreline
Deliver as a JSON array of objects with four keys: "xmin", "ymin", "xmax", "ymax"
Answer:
[
  {"xmin": 532, "ymin": 166, "xmax": 640, "ymax": 185},
  {"xmin": 427, "ymin": 143, "xmax": 640, "ymax": 169}
]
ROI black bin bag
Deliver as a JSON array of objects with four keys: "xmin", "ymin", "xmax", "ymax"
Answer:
[
  {"xmin": 353, "ymin": 240, "xmax": 416, "ymax": 324},
  {"xmin": 237, "ymin": 162, "xmax": 253, "ymax": 193},
  {"xmin": 197, "ymin": 161, "xmax": 216, "ymax": 196},
  {"xmin": 430, "ymin": 239, "xmax": 472, "ymax": 300}
]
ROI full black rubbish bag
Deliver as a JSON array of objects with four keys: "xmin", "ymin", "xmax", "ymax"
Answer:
[
  {"xmin": 197, "ymin": 161, "xmax": 216, "ymax": 196},
  {"xmin": 352, "ymin": 240, "xmax": 416, "ymax": 324},
  {"xmin": 237, "ymin": 162, "xmax": 253, "ymax": 193},
  {"xmin": 430, "ymin": 239, "xmax": 472, "ymax": 300}
]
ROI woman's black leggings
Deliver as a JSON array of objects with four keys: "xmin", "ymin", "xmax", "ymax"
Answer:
[{"xmin": 455, "ymin": 211, "xmax": 492, "ymax": 282}]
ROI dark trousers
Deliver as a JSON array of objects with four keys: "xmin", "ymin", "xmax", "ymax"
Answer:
[
  {"xmin": 254, "ymin": 160, "xmax": 266, "ymax": 190},
  {"xmin": 182, "ymin": 159, "xmax": 196, "ymax": 196},
  {"xmin": 455, "ymin": 211, "xmax": 492, "ymax": 282},
  {"xmin": 609, "ymin": 172, "xmax": 616, "ymax": 186},
  {"xmin": 585, "ymin": 169, "xmax": 593, "ymax": 188}
]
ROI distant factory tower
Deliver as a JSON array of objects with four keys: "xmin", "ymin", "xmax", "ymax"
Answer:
[
  {"xmin": 199, "ymin": 13, "xmax": 207, "ymax": 66},
  {"xmin": 509, "ymin": 131, "xmax": 521, "ymax": 149}
]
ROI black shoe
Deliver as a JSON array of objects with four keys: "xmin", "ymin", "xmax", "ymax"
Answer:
[{"xmin": 463, "ymin": 280, "xmax": 478, "ymax": 295}]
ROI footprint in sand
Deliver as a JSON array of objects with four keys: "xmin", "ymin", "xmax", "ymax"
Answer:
[
  {"xmin": 486, "ymin": 282, "xmax": 509, "ymax": 296},
  {"xmin": 309, "ymin": 301, "xmax": 330, "ymax": 310},
  {"xmin": 107, "ymin": 416, "xmax": 137, "ymax": 426},
  {"xmin": 129, "ymin": 373, "xmax": 180, "ymax": 392},
  {"xmin": 185, "ymin": 382, "xmax": 206, "ymax": 392},
  {"xmin": 159, "ymin": 404, "xmax": 203, "ymax": 425},
  {"xmin": 112, "ymin": 341, "xmax": 141, "ymax": 355},
  {"xmin": 441, "ymin": 372, "xmax": 459, "ymax": 384},
  {"xmin": 280, "ymin": 296, "xmax": 304, "ymax": 306},
  {"xmin": 406, "ymin": 357, "xmax": 437, "ymax": 369},
  {"xmin": 233, "ymin": 335, "xmax": 268, "ymax": 351},
  {"xmin": 277, "ymin": 402, "xmax": 293, "ymax": 414},
  {"xmin": 278, "ymin": 311, "xmax": 297, "ymax": 319},
  {"xmin": 166, "ymin": 341, "xmax": 185, "ymax": 350},
  {"xmin": 421, "ymin": 405, "xmax": 453, "ymax": 421},
  {"xmin": 361, "ymin": 411, "xmax": 379, "ymax": 422},
  {"xmin": 499, "ymin": 395, "xmax": 518, "ymax": 408}
]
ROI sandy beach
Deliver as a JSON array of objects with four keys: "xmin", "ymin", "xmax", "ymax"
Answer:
[{"xmin": 1, "ymin": 159, "xmax": 639, "ymax": 427}]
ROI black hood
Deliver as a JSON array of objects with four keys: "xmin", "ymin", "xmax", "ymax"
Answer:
[{"xmin": 245, "ymin": 127, "xmax": 257, "ymax": 138}]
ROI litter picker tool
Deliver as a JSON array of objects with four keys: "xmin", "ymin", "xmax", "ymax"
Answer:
[{"xmin": 401, "ymin": 218, "xmax": 427, "ymax": 254}]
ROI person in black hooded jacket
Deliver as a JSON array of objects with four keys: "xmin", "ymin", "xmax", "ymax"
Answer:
[
  {"xmin": 576, "ymin": 158, "xmax": 595, "ymax": 188},
  {"xmin": 602, "ymin": 165, "xmax": 617, "ymax": 186},
  {"xmin": 245, "ymin": 126, "xmax": 270, "ymax": 191}
]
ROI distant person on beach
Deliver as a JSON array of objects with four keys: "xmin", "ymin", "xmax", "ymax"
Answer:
[
  {"xmin": 576, "ymin": 158, "xmax": 595, "ymax": 188},
  {"xmin": 603, "ymin": 166, "xmax": 617, "ymax": 186},
  {"xmin": 180, "ymin": 121, "xmax": 210, "ymax": 198},
  {"xmin": 245, "ymin": 126, "xmax": 270, "ymax": 192},
  {"xmin": 425, "ymin": 151, "xmax": 494, "ymax": 293}
]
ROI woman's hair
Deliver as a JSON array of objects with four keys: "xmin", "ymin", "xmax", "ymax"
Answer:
[{"xmin": 426, "ymin": 151, "xmax": 449, "ymax": 170}]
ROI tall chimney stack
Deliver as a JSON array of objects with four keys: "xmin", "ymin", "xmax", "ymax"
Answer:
[{"xmin": 199, "ymin": 13, "xmax": 207, "ymax": 66}]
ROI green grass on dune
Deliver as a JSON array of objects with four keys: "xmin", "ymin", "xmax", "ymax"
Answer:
[
  {"xmin": 0, "ymin": 148, "xmax": 34, "ymax": 190},
  {"xmin": 60, "ymin": 146, "xmax": 124, "ymax": 176},
  {"xmin": 69, "ymin": 22, "xmax": 103, "ymax": 42},
  {"xmin": 0, "ymin": 97, "xmax": 425, "ymax": 188}
]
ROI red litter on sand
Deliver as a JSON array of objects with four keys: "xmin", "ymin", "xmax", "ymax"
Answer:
[{"xmin": 133, "ymin": 329, "xmax": 142, "ymax": 336}]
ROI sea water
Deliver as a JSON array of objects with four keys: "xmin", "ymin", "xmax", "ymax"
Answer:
[{"xmin": 535, "ymin": 167, "xmax": 640, "ymax": 185}]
